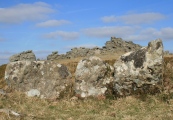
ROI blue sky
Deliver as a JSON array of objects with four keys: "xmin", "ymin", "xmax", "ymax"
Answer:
[{"xmin": 0, "ymin": 0, "xmax": 173, "ymax": 65}]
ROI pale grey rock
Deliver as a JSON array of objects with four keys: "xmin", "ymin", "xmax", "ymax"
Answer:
[
  {"xmin": 26, "ymin": 89, "xmax": 40, "ymax": 97},
  {"xmin": 75, "ymin": 56, "xmax": 114, "ymax": 98},
  {"xmin": 9, "ymin": 50, "xmax": 36, "ymax": 62},
  {"xmin": 5, "ymin": 61, "xmax": 72, "ymax": 99},
  {"xmin": 113, "ymin": 39, "xmax": 164, "ymax": 96}
]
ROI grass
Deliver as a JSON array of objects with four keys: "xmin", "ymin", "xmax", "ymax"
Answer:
[
  {"xmin": 1, "ymin": 92, "xmax": 173, "ymax": 120},
  {"xmin": 0, "ymin": 54, "xmax": 173, "ymax": 120},
  {"xmin": 0, "ymin": 64, "xmax": 6, "ymax": 89}
]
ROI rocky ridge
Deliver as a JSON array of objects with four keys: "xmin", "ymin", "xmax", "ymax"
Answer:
[{"xmin": 47, "ymin": 37, "xmax": 142, "ymax": 60}]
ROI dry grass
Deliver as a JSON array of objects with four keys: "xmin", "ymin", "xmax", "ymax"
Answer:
[
  {"xmin": 1, "ymin": 92, "xmax": 173, "ymax": 120},
  {"xmin": 0, "ymin": 54, "xmax": 173, "ymax": 120},
  {"xmin": 0, "ymin": 64, "xmax": 6, "ymax": 89}
]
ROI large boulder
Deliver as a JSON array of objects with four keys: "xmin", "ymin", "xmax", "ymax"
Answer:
[
  {"xmin": 5, "ymin": 61, "xmax": 72, "ymax": 99},
  {"xmin": 9, "ymin": 50, "xmax": 36, "ymax": 62},
  {"xmin": 75, "ymin": 56, "xmax": 114, "ymax": 98},
  {"xmin": 113, "ymin": 39, "xmax": 164, "ymax": 96}
]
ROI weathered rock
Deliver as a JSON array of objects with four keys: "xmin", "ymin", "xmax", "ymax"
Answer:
[
  {"xmin": 75, "ymin": 56, "xmax": 114, "ymax": 98},
  {"xmin": 5, "ymin": 61, "xmax": 72, "ymax": 99},
  {"xmin": 104, "ymin": 37, "xmax": 141, "ymax": 53},
  {"xmin": 9, "ymin": 50, "xmax": 36, "ymax": 62},
  {"xmin": 47, "ymin": 37, "xmax": 142, "ymax": 60},
  {"xmin": 113, "ymin": 39, "xmax": 164, "ymax": 96},
  {"xmin": 47, "ymin": 51, "xmax": 59, "ymax": 60}
]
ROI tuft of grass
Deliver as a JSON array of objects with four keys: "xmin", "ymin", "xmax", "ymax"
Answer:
[
  {"xmin": 0, "ymin": 64, "xmax": 7, "ymax": 89},
  {"xmin": 0, "ymin": 64, "xmax": 6, "ymax": 79}
]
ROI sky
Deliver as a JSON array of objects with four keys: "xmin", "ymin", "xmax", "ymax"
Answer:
[{"xmin": 0, "ymin": 0, "xmax": 173, "ymax": 65}]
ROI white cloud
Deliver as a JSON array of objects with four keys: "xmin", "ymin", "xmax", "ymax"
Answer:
[
  {"xmin": 36, "ymin": 20, "xmax": 71, "ymax": 27},
  {"xmin": 43, "ymin": 31, "xmax": 79, "ymax": 40},
  {"xmin": 101, "ymin": 15, "xmax": 117, "ymax": 23},
  {"xmin": 0, "ymin": 51, "xmax": 16, "ymax": 65},
  {"xmin": 101, "ymin": 13, "xmax": 165, "ymax": 24},
  {"xmin": 160, "ymin": 27, "xmax": 173, "ymax": 40},
  {"xmin": 0, "ymin": 2, "xmax": 54, "ymax": 24},
  {"xmin": 83, "ymin": 26, "xmax": 173, "ymax": 41},
  {"xmin": 82, "ymin": 26, "xmax": 139, "ymax": 38},
  {"xmin": 124, "ymin": 27, "xmax": 173, "ymax": 41}
]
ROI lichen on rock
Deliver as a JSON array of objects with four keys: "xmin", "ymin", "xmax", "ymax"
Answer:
[
  {"xmin": 5, "ymin": 61, "xmax": 72, "ymax": 99},
  {"xmin": 113, "ymin": 39, "xmax": 164, "ymax": 96},
  {"xmin": 9, "ymin": 50, "xmax": 36, "ymax": 62},
  {"xmin": 75, "ymin": 56, "xmax": 114, "ymax": 98}
]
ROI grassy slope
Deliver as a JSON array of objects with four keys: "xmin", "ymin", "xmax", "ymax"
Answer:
[
  {"xmin": 0, "ymin": 64, "xmax": 6, "ymax": 89},
  {"xmin": 0, "ymin": 55, "xmax": 173, "ymax": 120}
]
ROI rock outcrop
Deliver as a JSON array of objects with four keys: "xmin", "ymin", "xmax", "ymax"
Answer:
[
  {"xmin": 113, "ymin": 39, "xmax": 164, "ymax": 96},
  {"xmin": 9, "ymin": 50, "xmax": 36, "ymax": 62},
  {"xmin": 5, "ymin": 61, "xmax": 72, "ymax": 99},
  {"xmin": 47, "ymin": 51, "xmax": 59, "ymax": 60},
  {"xmin": 46, "ymin": 37, "xmax": 142, "ymax": 60},
  {"xmin": 75, "ymin": 56, "xmax": 114, "ymax": 98},
  {"xmin": 103, "ymin": 37, "xmax": 141, "ymax": 53}
]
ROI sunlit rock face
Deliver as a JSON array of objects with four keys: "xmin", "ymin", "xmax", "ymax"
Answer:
[
  {"xmin": 113, "ymin": 39, "xmax": 164, "ymax": 96},
  {"xmin": 5, "ymin": 61, "xmax": 72, "ymax": 99},
  {"xmin": 75, "ymin": 56, "xmax": 114, "ymax": 98},
  {"xmin": 9, "ymin": 50, "xmax": 36, "ymax": 62}
]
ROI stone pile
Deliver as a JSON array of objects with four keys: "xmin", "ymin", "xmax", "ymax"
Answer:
[
  {"xmin": 5, "ymin": 38, "xmax": 164, "ymax": 99},
  {"xmin": 9, "ymin": 50, "xmax": 36, "ymax": 62}
]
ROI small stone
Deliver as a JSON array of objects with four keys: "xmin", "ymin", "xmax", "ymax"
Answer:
[{"xmin": 26, "ymin": 89, "xmax": 40, "ymax": 97}]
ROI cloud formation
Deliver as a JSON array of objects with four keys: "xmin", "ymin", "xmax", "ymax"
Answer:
[
  {"xmin": 82, "ymin": 26, "xmax": 138, "ymax": 38},
  {"xmin": 0, "ymin": 2, "xmax": 54, "ymax": 24},
  {"xmin": 36, "ymin": 20, "xmax": 71, "ymax": 27},
  {"xmin": 101, "ymin": 12, "xmax": 165, "ymax": 24},
  {"xmin": 43, "ymin": 31, "xmax": 79, "ymax": 40},
  {"xmin": 127, "ymin": 27, "xmax": 173, "ymax": 41},
  {"xmin": 0, "ymin": 51, "xmax": 16, "ymax": 65},
  {"xmin": 83, "ymin": 26, "xmax": 173, "ymax": 41}
]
